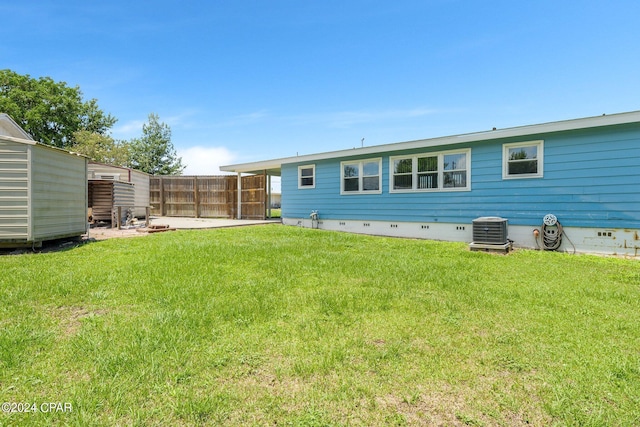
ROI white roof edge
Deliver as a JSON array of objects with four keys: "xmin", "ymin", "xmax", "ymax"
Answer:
[
  {"xmin": 220, "ymin": 110, "xmax": 640, "ymax": 173},
  {"xmin": 0, "ymin": 113, "xmax": 90, "ymax": 159},
  {"xmin": 0, "ymin": 133, "xmax": 89, "ymax": 158},
  {"xmin": 0, "ymin": 133, "xmax": 38, "ymax": 145},
  {"xmin": 88, "ymin": 160, "xmax": 152, "ymax": 176}
]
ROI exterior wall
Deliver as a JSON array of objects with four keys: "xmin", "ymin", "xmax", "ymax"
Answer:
[
  {"xmin": 281, "ymin": 124, "xmax": 640, "ymax": 255},
  {"xmin": 130, "ymin": 170, "xmax": 150, "ymax": 217},
  {"xmin": 30, "ymin": 145, "xmax": 87, "ymax": 241},
  {"xmin": 0, "ymin": 139, "xmax": 29, "ymax": 242},
  {"xmin": 88, "ymin": 163, "xmax": 127, "ymax": 180}
]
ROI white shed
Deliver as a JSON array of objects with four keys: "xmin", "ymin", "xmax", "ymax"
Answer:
[
  {"xmin": 88, "ymin": 162, "xmax": 150, "ymax": 217},
  {"xmin": 0, "ymin": 114, "xmax": 88, "ymax": 247}
]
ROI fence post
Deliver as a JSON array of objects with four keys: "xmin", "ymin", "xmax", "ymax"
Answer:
[
  {"xmin": 226, "ymin": 175, "xmax": 235, "ymax": 219},
  {"xmin": 159, "ymin": 177, "xmax": 165, "ymax": 216},
  {"xmin": 237, "ymin": 172, "xmax": 242, "ymax": 219},
  {"xmin": 194, "ymin": 176, "xmax": 199, "ymax": 218}
]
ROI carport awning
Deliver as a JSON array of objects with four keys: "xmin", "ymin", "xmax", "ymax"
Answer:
[
  {"xmin": 219, "ymin": 161, "xmax": 283, "ymax": 220},
  {"xmin": 220, "ymin": 159, "xmax": 283, "ymax": 176}
]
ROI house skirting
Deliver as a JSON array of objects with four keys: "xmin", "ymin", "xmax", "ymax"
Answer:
[{"xmin": 282, "ymin": 217, "xmax": 640, "ymax": 258}]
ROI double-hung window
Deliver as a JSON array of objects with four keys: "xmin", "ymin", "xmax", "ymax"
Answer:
[
  {"xmin": 390, "ymin": 149, "xmax": 470, "ymax": 192},
  {"xmin": 298, "ymin": 165, "xmax": 315, "ymax": 189},
  {"xmin": 503, "ymin": 141, "xmax": 543, "ymax": 179},
  {"xmin": 341, "ymin": 158, "xmax": 382, "ymax": 194},
  {"xmin": 443, "ymin": 152, "xmax": 468, "ymax": 188}
]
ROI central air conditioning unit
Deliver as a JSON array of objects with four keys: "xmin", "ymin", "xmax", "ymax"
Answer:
[{"xmin": 469, "ymin": 216, "xmax": 512, "ymax": 253}]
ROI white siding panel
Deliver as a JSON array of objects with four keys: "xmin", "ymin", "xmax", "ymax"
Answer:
[
  {"xmin": 113, "ymin": 180, "xmax": 135, "ymax": 206},
  {"xmin": 0, "ymin": 140, "xmax": 29, "ymax": 241},
  {"xmin": 130, "ymin": 170, "xmax": 150, "ymax": 217},
  {"xmin": 113, "ymin": 181, "xmax": 135, "ymax": 222},
  {"xmin": 30, "ymin": 146, "xmax": 87, "ymax": 240}
]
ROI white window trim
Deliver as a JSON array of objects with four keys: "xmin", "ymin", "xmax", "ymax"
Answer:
[
  {"xmin": 502, "ymin": 140, "xmax": 544, "ymax": 179},
  {"xmin": 298, "ymin": 164, "xmax": 316, "ymax": 189},
  {"xmin": 340, "ymin": 158, "xmax": 382, "ymax": 195},
  {"xmin": 389, "ymin": 148, "xmax": 471, "ymax": 193}
]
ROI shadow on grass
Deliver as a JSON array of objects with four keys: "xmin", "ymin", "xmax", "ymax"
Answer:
[{"xmin": 0, "ymin": 236, "xmax": 98, "ymax": 256}]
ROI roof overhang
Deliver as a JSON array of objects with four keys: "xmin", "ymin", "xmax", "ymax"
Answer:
[
  {"xmin": 220, "ymin": 110, "xmax": 640, "ymax": 174},
  {"xmin": 219, "ymin": 160, "xmax": 285, "ymax": 176},
  {"xmin": 0, "ymin": 113, "xmax": 89, "ymax": 159},
  {"xmin": 0, "ymin": 133, "xmax": 89, "ymax": 159}
]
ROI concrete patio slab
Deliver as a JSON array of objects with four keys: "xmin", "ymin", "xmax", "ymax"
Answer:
[{"xmin": 148, "ymin": 216, "xmax": 281, "ymax": 229}]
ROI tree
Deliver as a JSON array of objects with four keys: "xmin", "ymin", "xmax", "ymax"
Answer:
[
  {"xmin": 70, "ymin": 131, "xmax": 130, "ymax": 166},
  {"xmin": 127, "ymin": 113, "xmax": 184, "ymax": 175},
  {"xmin": 0, "ymin": 69, "xmax": 116, "ymax": 148}
]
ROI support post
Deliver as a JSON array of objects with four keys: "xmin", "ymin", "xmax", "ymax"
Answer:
[
  {"xmin": 145, "ymin": 206, "xmax": 150, "ymax": 227},
  {"xmin": 117, "ymin": 206, "xmax": 122, "ymax": 230},
  {"xmin": 159, "ymin": 177, "xmax": 165, "ymax": 216},
  {"xmin": 267, "ymin": 172, "xmax": 272, "ymax": 219}
]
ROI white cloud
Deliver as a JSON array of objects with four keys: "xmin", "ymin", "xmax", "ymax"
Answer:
[
  {"xmin": 111, "ymin": 111, "xmax": 198, "ymax": 139},
  {"xmin": 111, "ymin": 119, "xmax": 145, "ymax": 139},
  {"xmin": 178, "ymin": 146, "xmax": 237, "ymax": 175}
]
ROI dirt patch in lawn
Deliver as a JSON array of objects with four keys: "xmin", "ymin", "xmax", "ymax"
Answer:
[
  {"xmin": 87, "ymin": 225, "xmax": 152, "ymax": 241},
  {"xmin": 52, "ymin": 305, "xmax": 110, "ymax": 337}
]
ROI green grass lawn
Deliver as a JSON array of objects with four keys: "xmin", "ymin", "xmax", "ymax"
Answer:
[
  {"xmin": 1, "ymin": 225, "xmax": 639, "ymax": 426},
  {"xmin": 268, "ymin": 208, "xmax": 281, "ymax": 218}
]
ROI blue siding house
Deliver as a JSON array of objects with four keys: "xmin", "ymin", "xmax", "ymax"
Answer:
[{"xmin": 221, "ymin": 111, "xmax": 640, "ymax": 256}]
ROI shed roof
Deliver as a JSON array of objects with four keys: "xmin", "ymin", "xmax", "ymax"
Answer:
[
  {"xmin": 88, "ymin": 161, "xmax": 151, "ymax": 176},
  {"xmin": 0, "ymin": 113, "xmax": 34, "ymax": 140},
  {"xmin": 220, "ymin": 110, "xmax": 640, "ymax": 175},
  {"xmin": 0, "ymin": 113, "xmax": 88, "ymax": 159}
]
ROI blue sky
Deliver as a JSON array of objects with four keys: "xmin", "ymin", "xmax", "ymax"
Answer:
[{"xmin": 2, "ymin": 0, "xmax": 640, "ymax": 180}]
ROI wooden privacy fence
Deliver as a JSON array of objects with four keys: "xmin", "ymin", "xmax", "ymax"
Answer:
[{"xmin": 150, "ymin": 175, "xmax": 267, "ymax": 219}]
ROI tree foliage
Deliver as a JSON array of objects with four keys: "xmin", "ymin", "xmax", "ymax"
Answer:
[
  {"xmin": 128, "ymin": 113, "xmax": 184, "ymax": 175},
  {"xmin": 0, "ymin": 69, "xmax": 116, "ymax": 148},
  {"xmin": 1, "ymin": 70, "xmax": 186, "ymax": 175},
  {"xmin": 70, "ymin": 131, "xmax": 130, "ymax": 166}
]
